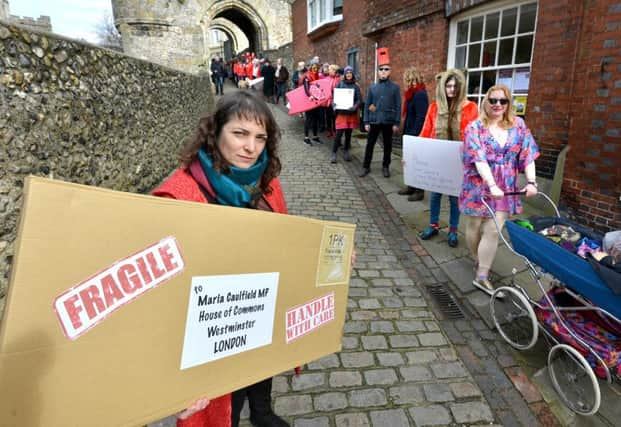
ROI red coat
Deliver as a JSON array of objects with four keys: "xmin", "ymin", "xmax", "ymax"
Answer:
[
  {"xmin": 152, "ymin": 165, "xmax": 287, "ymax": 427},
  {"xmin": 420, "ymin": 100, "xmax": 478, "ymax": 140}
]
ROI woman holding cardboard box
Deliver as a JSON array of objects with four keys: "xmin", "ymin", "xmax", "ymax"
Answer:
[{"xmin": 153, "ymin": 91, "xmax": 289, "ymax": 427}]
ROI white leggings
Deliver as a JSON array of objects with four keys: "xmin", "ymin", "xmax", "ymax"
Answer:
[{"xmin": 465, "ymin": 212, "xmax": 509, "ymax": 277}]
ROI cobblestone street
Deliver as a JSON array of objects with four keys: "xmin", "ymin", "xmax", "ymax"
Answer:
[{"xmin": 253, "ymin": 105, "xmax": 555, "ymax": 427}]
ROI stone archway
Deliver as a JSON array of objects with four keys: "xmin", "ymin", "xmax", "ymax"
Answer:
[{"xmin": 204, "ymin": 1, "xmax": 269, "ymax": 53}]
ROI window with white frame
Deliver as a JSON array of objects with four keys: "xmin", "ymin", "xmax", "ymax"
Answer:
[
  {"xmin": 448, "ymin": 1, "xmax": 537, "ymax": 116},
  {"xmin": 307, "ymin": 0, "xmax": 343, "ymax": 33}
]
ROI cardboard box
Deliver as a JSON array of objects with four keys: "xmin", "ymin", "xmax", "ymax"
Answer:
[{"xmin": 0, "ymin": 177, "xmax": 355, "ymax": 427}]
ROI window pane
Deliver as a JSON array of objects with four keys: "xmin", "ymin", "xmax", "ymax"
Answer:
[
  {"xmin": 519, "ymin": 3, "xmax": 537, "ymax": 33},
  {"xmin": 468, "ymin": 71, "xmax": 481, "ymax": 95},
  {"xmin": 498, "ymin": 69, "xmax": 513, "ymax": 91},
  {"xmin": 455, "ymin": 46, "xmax": 466, "ymax": 69},
  {"xmin": 482, "ymin": 70, "xmax": 496, "ymax": 93},
  {"xmin": 319, "ymin": 0, "xmax": 326, "ymax": 21},
  {"xmin": 501, "ymin": 8, "xmax": 517, "ymax": 36},
  {"xmin": 470, "ymin": 16, "xmax": 483, "ymax": 42},
  {"xmin": 485, "ymin": 12, "xmax": 499, "ymax": 39},
  {"xmin": 468, "ymin": 43, "xmax": 481, "ymax": 68},
  {"xmin": 498, "ymin": 38, "xmax": 514, "ymax": 65},
  {"xmin": 515, "ymin": 35, "xmax": 533, "ymax": 63},
  {"xmin": 333, "ymin": 0, "xmax": 343, "ymax": 15},
  {"xmin": 457, "ymin": 20, "xmax": 469, "ymax": 44},
  {"xmin": 468, "ymin": 96, "xmax": 479, "ymax": 104},
  {"xmin": 310, "ymin": 0, "xmax": 316, "ymax": 26},
  {"xmin": 482, "ymin": 41, "xmax": 496, "ymax": 67}
]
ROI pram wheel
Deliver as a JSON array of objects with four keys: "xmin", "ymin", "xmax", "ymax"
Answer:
[
  {"xmin": 548, "ymin": 343, "xmax": 601, "ymax": 415},
  {"xmin": 490, "ymin": 286, "xmax": 538, "ymax": 350}
]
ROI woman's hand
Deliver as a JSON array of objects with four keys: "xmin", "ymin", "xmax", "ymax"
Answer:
[
  {"xmin": 489, "ymin": 184, "xmax": 504, "ymax": 199},
  {"xmin": 522, "ymin": 183, "xmax": 538, "ymax": 197},
  {"xmin": 350, "ymin": 249, "xmax": 357, "ymax": 268},
  {"xmin": 176, "ymin": 397, "xmax": 210, "ymax": 420}
]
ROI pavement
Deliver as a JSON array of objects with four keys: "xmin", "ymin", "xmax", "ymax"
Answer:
[{"xmin": 149, "ymin": 89, "xmax": 619, "ymax": 426}]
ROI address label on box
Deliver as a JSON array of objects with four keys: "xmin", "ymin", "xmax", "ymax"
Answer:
[
  {"xmin": 316, "ymin": 225, "xmax": 355, "ymax": 286},
  {"xmin": 180, "ymin": 272, "xmax": 279, "ymax": 370}
]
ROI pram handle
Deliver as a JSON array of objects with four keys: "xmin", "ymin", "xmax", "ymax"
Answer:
[{"xmin": 504, "ymin": 191, "xmax": 527, "ymax": 196}]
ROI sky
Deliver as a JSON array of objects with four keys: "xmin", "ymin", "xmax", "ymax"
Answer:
[{"xmin": 8, "ymin": 0, "xmax": 113, "ymax": 44}]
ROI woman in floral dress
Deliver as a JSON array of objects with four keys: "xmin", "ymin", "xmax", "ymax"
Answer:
[{"xmin": 460, "ymin": 84, "xmax": 539, "ymax": 295}]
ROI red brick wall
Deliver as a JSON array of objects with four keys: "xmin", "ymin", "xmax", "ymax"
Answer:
[{"xmin": 529, "ymin": 0, "xmax": 621, "ymax": 231}]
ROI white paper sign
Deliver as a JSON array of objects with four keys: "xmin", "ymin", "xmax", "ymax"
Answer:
[
  {"xmin": 402, "ymin": 135, "xmax": 464, "ymax": 197},
  {"xmin": 333, "ymin": 88, "xmax": 354, "ymax": 110},
  {"xmin": 248, "ymin": 77, "xmax": 264, "ymax": 87},
  {"xmin": 180, "ymin": 272, "xmax": 279, "ymax": 370}
]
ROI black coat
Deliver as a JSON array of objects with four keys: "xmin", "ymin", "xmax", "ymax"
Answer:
[
  {"xmin": 403, "ymin": 89, "xmax": 429, "ymax": 136},
  {"xmin": 261, "ymin": 65, "xmax": 276, "ymax": 96}
]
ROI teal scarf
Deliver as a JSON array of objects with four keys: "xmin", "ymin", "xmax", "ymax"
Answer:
[{"xmin": 197, "ymin": 148, "xmax": 268, "ymax": 207}]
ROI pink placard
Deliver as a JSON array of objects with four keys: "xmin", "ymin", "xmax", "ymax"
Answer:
[{"xmin": 285, "ymin": 78, "xmax": 333, "ymax": 115}]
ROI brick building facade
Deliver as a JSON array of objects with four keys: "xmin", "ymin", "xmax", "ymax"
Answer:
[{"xmin": 292, "ymin": 0, "xmax": 620, "ymax": 232}]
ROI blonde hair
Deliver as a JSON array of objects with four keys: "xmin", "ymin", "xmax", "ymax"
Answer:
[
  {"xmin": 479, "ymin": 84, "xmax": 515, "ymax": 129},
  {"xmin": 328, "ymin": 64, "xmax": 340, "ymax": 73},
  {"xmin": 403, "ymin": 67, "xmax": 424, "ymax": 87}
]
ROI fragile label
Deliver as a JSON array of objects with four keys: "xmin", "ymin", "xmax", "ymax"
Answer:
[
  {"xmin": 316, "ymin": 225, "xmax": 355, "ymax": 286},
  {"xmin": 54, "ymin": 236, "xmax": 185, "ymax": 340},
  {"xmin": 285, "ymin": 292, "xmax": 335, "ymax": 343},
  {"xmin": 180, "ymin": 272, "xmax": 279, "ymax": 370}
]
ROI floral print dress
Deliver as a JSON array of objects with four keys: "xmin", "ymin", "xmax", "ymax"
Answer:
[{"xmin": 459, "ymin": 117, "xmax": 539, "ymax": 217}]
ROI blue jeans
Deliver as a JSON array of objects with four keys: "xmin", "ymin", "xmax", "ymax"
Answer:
[
  {"xmin": 215, "ymin": 76, "xmax": 224, "ymax": 94},
  {"xmin": 429, "ymin": 192, "xmax": 460, "ymax": 230}
]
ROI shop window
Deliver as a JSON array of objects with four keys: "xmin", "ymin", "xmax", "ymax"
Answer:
[
  {"xmin": 448, "ymin": 1, "xmax": 537, "ymax": 116},
  {"xmin": 307, "ymin": 0, "xmax": 343, "ymax": 33},
  {"xmin": 346, "ymin": 48, "xmax": 359, "ymax": 78}
]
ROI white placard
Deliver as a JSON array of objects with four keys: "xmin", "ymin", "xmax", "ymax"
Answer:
[
  {"xmin": 180, "ymin": 272, "xmax": 279, "ymax": 370},
  {"xmin": 402, "ymin": 135, "xmax": 464, "ymax": 197},
  {"xmin": 248, "ymin": 77, "xmax": 264, "ymax": 87},
  {"xmin": 333, "ymin": 88, "xmax": 354, "ymax": 110}
]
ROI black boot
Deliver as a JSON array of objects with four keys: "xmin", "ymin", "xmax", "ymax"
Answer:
[{"xmin": 247, "ymin": 378, "xmax": 289, "ymax": 427}]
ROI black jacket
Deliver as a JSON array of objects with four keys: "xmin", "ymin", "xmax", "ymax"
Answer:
[
  {"xmin": 334, "ymin": 79, "xmax": 362, "ymax": 116},
  {"xmin": 363, "ymin": 78, "xmax": 401, "ymax": 125},
  {"xmin": 403, "ymin": 89, "xmax": 429, "ymax": 136}
]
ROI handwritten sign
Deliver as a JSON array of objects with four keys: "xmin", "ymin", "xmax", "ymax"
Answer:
[
  {"xmin": 333, "ymin": 88, "xmax": 354, "ymax": 110},
  {"xmin": 286, "ymin": 293, "xmax": 335, "ymax": 343},
  {"xmin": 54, "ymin": 236, "xmax": 185, "ymax": 340},
  {"xmin": 402, "ymin": 135, "xmax": 464, "ymax": 197},
  {"xmin": 180, "ymin": 272, "xmax": 279, "ymax": 370}
]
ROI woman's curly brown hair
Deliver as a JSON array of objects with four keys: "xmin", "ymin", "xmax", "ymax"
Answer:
[{"xmin": 179, "ymin": 91, "xmax": 282, "ymax": 194}]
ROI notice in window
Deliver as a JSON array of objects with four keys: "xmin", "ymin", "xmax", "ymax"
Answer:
[{"xmin": 514, "ymin": 68, "xmax": 530, "ymax": 93}]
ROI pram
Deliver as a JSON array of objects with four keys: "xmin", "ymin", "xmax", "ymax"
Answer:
[{"xmin": 483, "ymin": 192, "xmax": 621, "ymax": 416}]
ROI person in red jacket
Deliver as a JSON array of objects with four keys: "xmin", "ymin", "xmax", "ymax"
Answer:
[
  {"xmin": 418, "ymin": 69, "xmax": 478, "ymax": 248},
  {"xmin": 153, "ymin": 91, "xmax": 289, "ymax": 427}
]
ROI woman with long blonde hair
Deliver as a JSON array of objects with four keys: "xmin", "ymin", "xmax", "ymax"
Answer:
[{"xmin": 460, "ymin": 84, "xmax": 539, "ymax": 295}]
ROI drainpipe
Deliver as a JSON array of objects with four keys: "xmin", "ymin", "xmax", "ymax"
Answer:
[{"xmin": 374, "ymin": 42, "xmax": 378, "ymax": 83}]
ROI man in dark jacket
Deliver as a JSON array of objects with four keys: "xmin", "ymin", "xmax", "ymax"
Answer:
[
  {"xmin": 274, "ymin": 58, "xmax": 290, "ymax": 105},
  {"xmin": 210, "ymin": 56, "xmax": 226, "ymax": 95},
  {"xmin": 360, "ymin": 63, "xmax": 401, "ymax": 177}
]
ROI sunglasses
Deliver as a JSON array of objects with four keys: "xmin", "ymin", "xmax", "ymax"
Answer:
[
  {"xmin": 488, "ymin": 97, "xmax": 509, "ymax": 105},
  {"xmin": 379, "ymin": 67, "xmax": 391, "ymax": 71}
]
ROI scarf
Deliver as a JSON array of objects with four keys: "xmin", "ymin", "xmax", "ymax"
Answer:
[
  {"xmin": 197, "ymin": 148, "xmax": 268, "ymax": 207},
  {"xmin": 401, "ymin": 83, "xmax": 426, "ymax": 118}
]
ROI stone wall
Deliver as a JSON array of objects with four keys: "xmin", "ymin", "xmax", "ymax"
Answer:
[{"xmin": 0, "ymin": 21, "xmax": 215, "ymax": 316}]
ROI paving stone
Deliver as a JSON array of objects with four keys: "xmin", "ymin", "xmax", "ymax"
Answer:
[
  {"xmin": 431, "ymin": 361, "xmax": 468, "ymax": 379},
  {"xmin": 409, "ymin": 404, "xmax": 452, "ymax": 426},
  {"xmin": 424, "ymin": 321, "xmax": 441, "ymax": 331},
  {"xmin": 348, "ymin": 288, "xmax": 369, "ymax": 297},
  {"xmin": 369, "ymin": 409, "xmax": 409, "ymax": 427},
  {"xmin": 348, "ymin": 388, "xmax": 387, "ymax": 407},
  {"xmin": 418, "ymin": 332, "xmax": 448, "ymax": 347},
  {"xmin": 341, "ymin": 336, "xmax": 359, "ymax": 349},
  {"xmin": 450, "ymin": 381, "xmax": 482, "ymax": 398},
  {"xmin": 381, "ymin": 296, "xmax": 404, "ymax": 307},
  {"xmin": 368, "ymin": 288, "xmax": 393, "ymax": 297},
  {"xmin": 389, "ymin": 334, "xmax": 419, "ymax": 348},
  {"xmin": 450, "ymin": 401, "xmax": 494, "ymax": 423},
  {"xmin": 274, "ymin": 395, "xmax": 313, "ymax": 416},
  {"xmin": 403, "ymin": 297, "xmax": 427, "ymax": 307},
  {"xmin": 341, "ymin": 352, "xmax": 374, "ymax": 368},
  {"xmin": 272, "ymin": 375, "xmax": 289, "ymax": 393},
  {"xmin": 335, "ymin": 413, "xmax": 370, "ymax": 427},
  {"xmin": 306, "ymin": 354, "xmax": 340, "ymax": 370},
  {"xmin": 395, "ymin": 320, "xmax": 426, "ymax": 332},
  {"xmin": 400, "ymin": 365, "xmax": 433, "ymax": 381},
  {"xmin": 329, "ymin": 371, "xmax": 363, "ymax": 388},
  {"xmin": 350, "ymin": 310, "xmax": 378, "ymax": 320},
  {"xmin": 364, "ymin": 368, "xmax": 398, "ymax": 385},
  {"xmin": 389, "ymin": 384, "xmax": 424, "ymax": 404},
  {"xmin": 358, "ymin": 270, "xmax": 380, "ymax": 278},
  {"xmin": 291, "ymin": 373, "xmax": 325, "ymax": 391},
  {"xmin": 344, "ymin": 321, "xmax": 368, "ymax": 333},
  {"xmin": 369, "ymin": 320, "xmax": 395, "ymax": 333},
  {"xmin": 376, "ymin": 352, "xmax": 404, "ymax": 366},
  {"xmin": 361, "ymin": 335, "xmax": 388, "ymax": 350},
  {"xmin": 406, "ymin": 350, "xmax": 438, "ymax": 364},
  {"xmin": 394, "ymin": 286, "xmax": 421, "ymax": 297},
  {"xmin": 358, "ymin": 298, "xmax": 381, "ymax": 309},
  {"xmin": 370, "ymin": 278, "xmax": 393, "ymax": 287},
  {"xmin": 313, "ymin": 392, "xmax": 348, "ymax": 411},
  {"xmin": 294, "ymin": 417, "xmax": 330, "ymax": 427},
  {"xmin": 504, "ymin": 366, "xmax": 543, "ymax": 403},
  {"xmin": 423, "ymin": 383, "xmax": 455, "ymax": 402}
]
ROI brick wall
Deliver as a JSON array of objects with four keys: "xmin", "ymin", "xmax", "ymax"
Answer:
[{"xmin": 528, "ymin": 0, "xmax": 620, "ymax": 231}]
